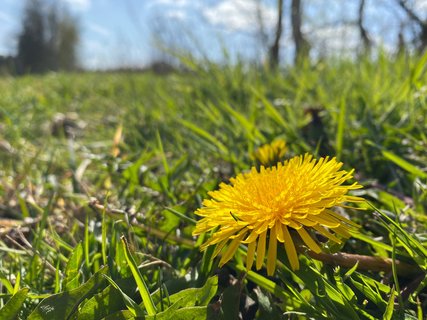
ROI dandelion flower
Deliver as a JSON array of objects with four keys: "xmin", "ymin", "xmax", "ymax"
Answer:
[
  {"xmin": 193, "ymin": 154, "xmax": 365, "ymax": 275},
  {"xmin": 253, "ymin": 139, "xmax": 287, "ymax": 167}
]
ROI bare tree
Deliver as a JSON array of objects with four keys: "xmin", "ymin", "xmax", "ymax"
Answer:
[
  {"xmin": 397, "ymin": 0, "xmax": 427, "ymax": 52},
  {"xmin": 17, "ymin": 0, "xmax": 46, "ymax": 73},
  {"xmin": 358, "ymin": 0, "xmax": 371, "ymax": 52},
  {"xmin": 268, "ymin": 0, "xmax": 283, "ymax": 69},
  {"xmin": 17, "ymin": 0, "xmax": 79, "ymax": 74},
  {"xmin": 56, "ymin": 12, "xmax": 79, "ymax": 70},
  {"xmin": 396, "ymin": 22, "xmax": 407, "ymax": 57},
  {"xmin": 291, "ymin": 0, "xmax": 310, "ymax": 64}
]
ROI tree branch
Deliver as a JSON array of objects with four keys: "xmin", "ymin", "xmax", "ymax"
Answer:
[{"xmin": 398, "ymin": 0, "xmax": 426, "ymax": 26}]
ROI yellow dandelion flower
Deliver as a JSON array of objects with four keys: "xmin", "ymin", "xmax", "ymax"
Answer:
[
  {"xmin": 193, "ymin": 154, "xmax": 365, "ymax": 275},
  {"xmin": 253, "ymin": 139, "xmax": 287, "ymax": 167}
]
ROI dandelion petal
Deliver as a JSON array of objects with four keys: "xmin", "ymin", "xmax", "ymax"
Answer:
[
  {"xmin": 256, "ymin": 231, "xmax": 267, "ymax": 270},
  {"xmin": 267, "ymin": 227, "xmax": 278, "ymax": 275},
  {"xmin": 283, "ymin": 225, "xmax": 299, "ymax": 270},
  {"xmin": 219, "ymin": 233, "xmax": 244, "ymax": 266},
  {"xmin": 297, "ymin": 227, "xmax": 322, "ymax": 253},
  {"xmin": 246, "ymin": 240, "xmax": 256, "ymax": 271}
]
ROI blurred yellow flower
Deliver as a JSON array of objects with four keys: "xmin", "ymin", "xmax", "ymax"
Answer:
[
  {"xmin": 193, "ymin": 154, "xmax": 364, "ymax": 275},
  {"xmin": 253, "ymin": 139, "xmax": 287, "ymax": 167}
]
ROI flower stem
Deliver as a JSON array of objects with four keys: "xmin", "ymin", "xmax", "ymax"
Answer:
[{"xmin": 304, "ymin": 249, "xmax": 422, "ymax": 277}]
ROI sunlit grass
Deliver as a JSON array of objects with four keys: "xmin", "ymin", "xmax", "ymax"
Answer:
[{"xmin": 0, "ymin": 53, "xmax": 426, "ymax": 319}]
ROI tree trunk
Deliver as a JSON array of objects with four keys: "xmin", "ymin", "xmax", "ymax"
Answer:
[
  {"xmin": 358, "ymin": 0, "xmax": 371, "ymax": 52},
  {"xmin": 396, "ymin": 23, "xmax": 406, "ymax": 57},
  {"xmin": 291, "ymin": 0, "xmax": 309, "ymax": 64},
  {"xmin": 398, "ymin": 0, "xmax": 427, "ymax": 52},
  {"xmin": 269, "ymin": 0, "xmax": 283, "ymax": 69}
]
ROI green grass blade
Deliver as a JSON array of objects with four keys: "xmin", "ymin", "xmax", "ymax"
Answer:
[
  {"xmin": 382, "ymin": 150, "xmax": 427, "ymax": 178},
  {"xmin": 64, "ymin": 242, "xmax": 83, "ymax": 291},
  {"xmin": 372, "ymin": 204, "xmax": 427, "ymax": 260},
  {"xmin": 146, "ymin": 306, "xmax": 208, "ymax": 320},
  {"xmin": 84, "ymin": 214, "xmax": 90, "ymax": 270},
  {"xmin": 336, "ymin": 97, "xmax": 346, "ymax": 160},
  {"xmin": 351, "ymin": 232, "xmax": 393, "ymax": 252},
  {"xmin": 156, "ymin": 130, "xmax": 170, "ymax": 176},
  {"xmin": 251, "ymin": 87, "xmax": 289, "ymax": 131},
  {"xmin": 13, "ymin": 271, "xmax": 21, "ymax": 294},
  {"xmin": 0, "ymin": 270, "xmax": 14, "ymax": 294},
  {"xmin": 411, "ymin": 50, "xmax": 427, "ymax": 84},
  {"xmin": 28, "ymin": 266, "xmax": 108, "ymax": 320},
  {"xmin": 18, "ymin": 196, "xmax": 30, "ymax": 218},
  {"xmin": 102, "ymin": 211, "xmax": 107, "ymax": 266},
  {"xmin": 180, "ymin": 119, "xmax": 228, "ymax": 154},
  {"xmin": 102, "ymin": 276, "xmax": 145, "ymax": 318},
  {"xmin": 199, "ymin": 242, "xmax": 216, "ymax": 281},
  {"xmin": 220, "ymin": 102, "xmax": 264, "ymax": 143},
  {"xmin": 55, "ymin": 260, "xmax": 60, "ymax": 293},
  {"xmin": 0, "ymin": 288, "xmax": 29, "ymax": 319},
  {"xmin": 164, "ymin": 207, "xmax": 196, "ymax": 225},
  {"xmin": 231, "ymin": 263, "xmax": 288, "ymax": 301},
  {"xmin": 121, "ymin": 236, "xmax": 157, "ymax": 316},
  {"xmin": 383, "ymin": 288, "xmax": 396, "ymax": 320}
]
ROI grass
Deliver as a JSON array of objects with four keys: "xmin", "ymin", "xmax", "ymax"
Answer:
[{"xmin": 0, "ymin": 52, "xmax": 426, "ymax": 319}]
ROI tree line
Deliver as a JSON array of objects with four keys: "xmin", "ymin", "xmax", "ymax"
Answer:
[
  {"xmin": 1, "ymin": 0, "xmax": 426, "ymax": 75},
  {"xmin": 0, "ymin": 0, "xmax": 78, "ymax": 75},
  {"xmin": 268, "ymin": 0, "xmax": 427, "ymax": 69}
]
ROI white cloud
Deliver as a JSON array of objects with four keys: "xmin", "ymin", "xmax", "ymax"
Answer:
[
  {"xmin": 414, "ymin": 0, "xmax": 427, "ymax": 11},
  {"xmin": 80, "ymin": 37, "xmax": 148, "ymax": 70},
  {"xmin": 80, "ymin": 40, "xmax": 112, "ymax": 69},
  {"xmin": 62, "ymin": 0, "xmax": 90, "ymax": 11},
  {"xmin": 87, "ymin": 23, "xmax": 110, "ymax": 37},
  {"xmin": 147, "ymin": 0, "xmax": 192, "ymax": 19},
  {"xmin": 309, "ymin": 24, "xmax": 360, "ymax": 54},
  {"xmin": 164, "ymin": 10, "xmax": 187, "ymax": 21},
  {"xmin": 152, "ymin": 0, "xmax": 190, "ymax": 7},
  {"xmin": 309, "ymin": 23, "xmax": 394, "ymax": 56},
  {"xmin": 202, "ymin": 0, "xmax": 276, "ymax": 33},
  {"xmin": 146, "ymin": 0, "xmax": 192, "ymax": 23}
]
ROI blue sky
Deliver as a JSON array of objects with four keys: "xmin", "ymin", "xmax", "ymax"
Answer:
[{"xmin": 1, "ymin": 0, "xmax": 426, "ymax": 69}]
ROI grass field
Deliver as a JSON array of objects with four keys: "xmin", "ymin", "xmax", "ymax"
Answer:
[{"xmin": 0, "ymin": 53, "xmax": 427, "ymax": 319}]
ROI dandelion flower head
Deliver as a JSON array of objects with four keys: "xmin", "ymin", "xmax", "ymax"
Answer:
[
  {"xmin": 253, "ymin": 139, "xmax": 287, "ymax": 167},
  {"xmin": 193, "ymin": 154, "xmax": 365, "ymax": 275}
]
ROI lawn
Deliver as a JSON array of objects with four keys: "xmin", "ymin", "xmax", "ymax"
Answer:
[{"xmin": 0, "ymin": 53, "xmax": 426, "ymax": 319}]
